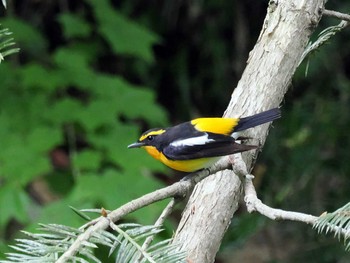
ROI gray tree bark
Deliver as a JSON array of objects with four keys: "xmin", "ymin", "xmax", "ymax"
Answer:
[{"xmin": 173, "ymin": 1, "xmax": 325, "ymax": 262}]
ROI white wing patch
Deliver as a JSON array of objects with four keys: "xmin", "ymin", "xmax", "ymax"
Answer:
[
  {"xmin": 231, "ymin": 131, "xmax": 241, "ymax": 139},
  {"xmin": 170, "ymin": 134, "xmax": 214, "ymax": 147}
]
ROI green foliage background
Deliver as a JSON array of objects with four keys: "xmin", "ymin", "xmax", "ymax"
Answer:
[{"xmin": 0, "ymin": 1, "xmax": 350, "ymax": 262}]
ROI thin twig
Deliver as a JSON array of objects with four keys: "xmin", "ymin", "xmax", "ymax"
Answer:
[
  {"xmin": 231, "ymin": 153, "xmax": 350, "ymax": 237},
  {"xmin": 324, "ymin": 9, "xmax": 350, "ymax": 22},
  {"xmin": 243, "ymin": 174, "xmax": 350, "ymax": 237},
  {"xmin": 243, "ymin": 174, "xmax": 318, "ymax": 224},
  {"xmin": 231, "ymin": 154, "xmax": 317, "ymax": 224}
]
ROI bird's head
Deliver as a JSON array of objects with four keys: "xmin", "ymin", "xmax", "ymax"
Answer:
[
  {"xmin": 128, "ymin": 128, "xmax": 166, "ymax": 160},
  {"xmin": 128, "ymin": 128, "xmax": 166, "ymax": 149}
]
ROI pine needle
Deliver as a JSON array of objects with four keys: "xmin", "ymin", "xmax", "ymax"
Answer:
[{"xmin": 313, "ymin": 202, "xmax": 350, "ymax": 251}]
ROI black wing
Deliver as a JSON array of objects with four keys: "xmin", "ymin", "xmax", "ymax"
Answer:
[{"xmin": 162, "ymin": 133, "xmax": 257, "ymax": 160}]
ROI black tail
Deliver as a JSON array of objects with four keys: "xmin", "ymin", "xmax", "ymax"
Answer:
[{"xmin": 234, "ymin": 108, "xmax": 281, "ymax": 132}]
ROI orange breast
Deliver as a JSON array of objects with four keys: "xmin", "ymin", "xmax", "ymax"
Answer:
[
  {"xmin": 143, "ymin": 146, "xmax": 220, "ymax": 172},
  {"xmin": 144, "ymin": 146, "xmax": 161, "ymax": 160}
]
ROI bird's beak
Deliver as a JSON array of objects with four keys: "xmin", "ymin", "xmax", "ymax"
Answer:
[{"xmin": 127, "ymin": 142, "xmax": 146, "ymax": 148}]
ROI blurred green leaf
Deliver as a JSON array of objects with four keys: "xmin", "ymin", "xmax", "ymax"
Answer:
[
  {"xmin": 74, "ymin": 150, "xmax": 102, "ymax": 171},
  {"xmin": 78, "ymin": 100, "xmax": 120, "ymax": 131},
  {"xmin": 118, "ymin": 87, "xmax": 168, "ymax": 126},
  {"xmin": 1, "ymin": 147, "xmax": 51, "ymax": 185},
  {"xmin": 34, "ymin": 200, "xmax": 89, "ymax": 228},
  {"xmin": 0, "ymin": 135, "xmax": 51, "ymax": 186},
  {"xmin": 58, "ymin": 13, "xmax": 91, "ymax": 39},
  {"xmin": 0, "ymin": 185, "xmax": 30, "ymax": 227},
  {"xmin": 45, "ymin": 98, "xmax": 83, "ymax": 124},
  {"xmin": 0, "ymin": 113, "xmax": 61, "ymax": 185},
  {"xmin": 20, "ymin": 63, "xmax": 67, "ymax": 91},
  {"xmin": 26, "ymin": 127, "xmax": 62, "ymax": 153},
  {"xmin": 68, "ymin": 168, "xmax": 164, "ymax": 224},
  {"xmin": 0, "ymin": 17, "xmax": 47, "ymax": 56},
  {"xmin": 92, "ymin": 75, "xmax": 168, "ymax": 125},
  {"xmin": 86, "ymin": 0, "xmax": 160, "ymax": 62},
  {"xmin": 68, "ymin": 170, "xmax": 129, "ymax": 208},
  {"xmin": 0, "ymin": 61, "xmax": 16, "ymax": 88},
  {"xmin": 53, "ymin": 47, "xmax": 95, "ymax": 88}
]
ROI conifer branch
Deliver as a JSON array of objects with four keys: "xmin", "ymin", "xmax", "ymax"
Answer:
[
  {"xmin": 1, "ymin": 223, "xmax": 187, "ymax": 263},
  {"xmin": 1, "ymin": 159, "xmax": 230, "ymax": 263},
  {"xmin": 0, "ymin": 26, "xmax": 19, "ymax": 62},
  {"xmin": 141, "ymin": 198, "xmax": 178, "ymax": 252},
  {"xmin": 314, "ymin": 203, "xmax": 350, "ymax": 250},
  {"xmin": 56, "ymin": 159, "xmax": 231, "ymax": 262},
  {"xmin": 300, "ymin": 9, "xmax": 350, "ymax": 66},
  {"xmin": 300, "ymin": 20, "xmax": 349, "ymax": 66}
]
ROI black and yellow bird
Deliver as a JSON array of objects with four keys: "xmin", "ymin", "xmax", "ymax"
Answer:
[{"xmin": 128, "ymin": 108, "xmax": 281, "ymax": 172}]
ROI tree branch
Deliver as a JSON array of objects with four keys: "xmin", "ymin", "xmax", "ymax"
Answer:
[
  {"xmin": 231, "ymin": 153, "xmax": 318, "ymax": 224},
  {"xmin": 324, "ymin": 9, "xmax": 350, "ymax": 22},
  {"xmin": 231, "ymin": 153, "xmax": 350, "ymax": 240},
  {"xmin": 56, "ymin": 159, "xmax": 231, "ymax": 262},
  {"xmin": 172, "ymin": 1, "xmax": 326, "ymax": 262}
]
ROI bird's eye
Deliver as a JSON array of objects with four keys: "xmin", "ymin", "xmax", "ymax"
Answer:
[{"xmin": 147, "ymin": 135, "xmax": 154, "ymax": 141}]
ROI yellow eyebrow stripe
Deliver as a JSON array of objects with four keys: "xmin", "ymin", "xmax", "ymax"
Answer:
[
  {"xmin": 191, "ymin": 118, "xmax": 239, "ymax": 135},
  {"xmin": 139, "ymin": 129, "xmax": 166, "ymax": 141}
]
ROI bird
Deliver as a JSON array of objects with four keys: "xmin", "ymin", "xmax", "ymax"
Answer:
[{"xmin": 128, "ymin": 108, "xmax": 281, "ymax": 172}]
